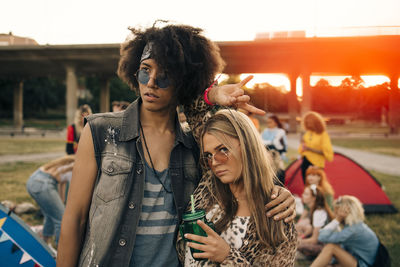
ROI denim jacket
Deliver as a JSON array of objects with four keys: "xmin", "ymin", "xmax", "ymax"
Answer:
[
  {"xmin": 78, "ymin": 98, "xmax": 201, "ymax": 266},
  {"xmin": 318, "ymin": 220, "xmax": 379, "ymax": 267}
]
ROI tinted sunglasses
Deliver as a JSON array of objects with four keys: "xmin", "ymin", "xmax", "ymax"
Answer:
[
  {"xmin": 135, "ymin": 69, "xmax": 170, "ymax": 89},
  {"xmin": 203, "ymin": 148, "xmax": 230, "ymax": 168}
]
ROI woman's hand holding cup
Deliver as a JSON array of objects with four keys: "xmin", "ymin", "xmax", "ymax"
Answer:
[{"xmin": 185, "ymin": 220, "xmax": 230, "ymax": 263}]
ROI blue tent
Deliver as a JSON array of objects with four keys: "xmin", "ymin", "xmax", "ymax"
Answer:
[{"xmin": 0, "ymin": 204, "xmax": 56, "ymax": 267}]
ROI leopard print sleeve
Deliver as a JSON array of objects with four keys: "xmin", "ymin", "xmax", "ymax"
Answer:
[
  {"xmin": 220, "ymin": 220, "xmax": 297, "ymax": 266},
  {"xmin": 267, "ymin": 222, "xmax": 298, "ymax": 267},
  {"xmin": 220, "ymin": 247, "xmax": 251, "ymax": 266},
  {"xmin": 182, "ymin": 94, "xmax": 215, "ymax": 143}
]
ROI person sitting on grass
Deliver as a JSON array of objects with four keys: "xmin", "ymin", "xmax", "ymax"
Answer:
[
  {"xmin": 311, "ymin": 195, "xmax": 382, "ymax": 267},
  {"xmin": 297, "ymin": 184, "xmax": 334, "ymax": 258}
]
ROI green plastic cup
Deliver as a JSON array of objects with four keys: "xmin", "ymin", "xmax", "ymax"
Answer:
[{"xmin": 179, "ymin": 209, "xmax": 214, "ymax": 261}]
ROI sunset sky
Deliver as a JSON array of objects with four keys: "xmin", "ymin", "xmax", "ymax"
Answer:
[{"xmin": 2, "ymin": 0, "xmax": 399, "ymax": 90}]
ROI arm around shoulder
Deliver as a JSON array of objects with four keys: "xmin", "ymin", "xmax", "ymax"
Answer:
[{"xmin": 57, "ymin": 124, "xmax": 98, "ymax": 267}]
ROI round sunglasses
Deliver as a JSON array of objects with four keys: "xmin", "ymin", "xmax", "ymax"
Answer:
[
  {"xmin": 135, "ymin": 69, "xmax": 170, "ymax": 89},
  {"xmin": 203, "ymin": 147, "xmax": 230, "ymax": 168}
]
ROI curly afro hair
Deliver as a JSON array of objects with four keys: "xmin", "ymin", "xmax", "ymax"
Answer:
[{"xmin": 117, "ymin": 22, "xmax": 226, "ymax": 105}]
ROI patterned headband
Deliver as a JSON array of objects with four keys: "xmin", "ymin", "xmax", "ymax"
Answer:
[{"xmin": 140, "ymin": 42, "xmax": 153, "ymax": 62}]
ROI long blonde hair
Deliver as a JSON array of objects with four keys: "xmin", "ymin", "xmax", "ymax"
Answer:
[
  {"xmin": 200, "ymin": 109, "xmax": 286, "ymax": 248},
  {"xmin": 334, "ymin": 195, "xmax": 365, "ymax": 226},
  {"xmin": 42, "ymin": 155, "xmax": 75, "ymax": 171}
]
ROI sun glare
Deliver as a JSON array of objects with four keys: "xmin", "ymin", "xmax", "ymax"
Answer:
[
  {"xmin": 311, "ymin": 75, "xmax": 390, "ymax": 87},
  {"xmin": 239, "ymin": 74, "xmax": 290, "ymax": 90},
  {"xmin": 234, "ymin": 74, "xmax": 393, "ymax": 97}
]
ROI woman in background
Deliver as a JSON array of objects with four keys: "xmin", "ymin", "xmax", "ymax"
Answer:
[
  {"xmin": 311, "ymin": 195, "xmax": 381, "ymax": 267},
  {"xmin": 26, "ymin": 155, "xmax": 75, "ymax": 246},
  {"xmin": 177, "ymin": 109, "xmax": 297, "ymax": 266},
  {"xmin": 305, "ymin": 166, "xmax": 335, "ymax": 210},
  {"xmin": 261, "ymin": 114, "xmax": 288, "ymax": 185},
  {"xmin": 298, "ymin": 111, "xmax": 333, "ymax": 183},
  {"xmin": 296, "ymin": 184, "xmax": 334, "ymax": 258},
  {"xmin": 261, "ymin": 114, "xmax": 288, "ymax": 155},
  {"xmin": 66, "ymin": 104, "xmax": 92, "ymax": 155}
]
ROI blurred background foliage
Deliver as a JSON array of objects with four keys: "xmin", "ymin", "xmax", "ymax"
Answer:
[
  {"xmin": 0, "ymin": 75, "xmax": 136, "ymax": 121},
  {"xmin": 0, "ymin": 74, "xmax": 389, "ymax": 122}
]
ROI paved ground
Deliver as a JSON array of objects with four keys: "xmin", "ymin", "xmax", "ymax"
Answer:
[{"xmin": 286, "ymin": 134, "xmax": 400, "ymax": 176}]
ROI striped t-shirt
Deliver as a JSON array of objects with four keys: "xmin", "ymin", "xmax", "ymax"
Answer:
[{"xmin": 130, "ymin": 161, "xmax": 179, "ymax": 267}]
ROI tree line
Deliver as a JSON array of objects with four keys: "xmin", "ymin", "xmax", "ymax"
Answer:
[
  {"xmin": 246, "ymin": 76, "xmax": 390, "ymax": 122},
  {"xmin": 0, "ymin": 75, "xmax": 389, "ymax": 122},
  {"xmin": 0, "ymin": 76, "xmax": 136, "ymax": 119}
]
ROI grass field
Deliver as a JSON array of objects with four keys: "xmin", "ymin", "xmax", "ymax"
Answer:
[
  {"xmin": 0, "ymin": 138, "xmax": 64, "ymax": 155},
  {"xmin": 327, "ymin": 124, "xmax": 391, "ymax": 135},
  {"xmin": 0, "ymin": 118, "xmax": 66, "ymax": 129},
  {"xmin": 331, "ymin": 138, "xmax": 400, "ymax": 157},
  {"xmin": 0, "ymin": 161, "xmax": 47, "ymax": 225}
]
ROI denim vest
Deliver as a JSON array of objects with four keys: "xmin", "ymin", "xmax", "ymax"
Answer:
[{"xmin": 78, "ymin": 99, "xmax": 201, "ymax": 266}]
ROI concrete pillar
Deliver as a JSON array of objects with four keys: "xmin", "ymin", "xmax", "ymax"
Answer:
[
  {"xmin": 388, "ymin": 75, "xmax": 400, "ymax": 134},
  {"xmin": 13, "ymin": 81, "xmax": 23, "ymax": 129},
  {"xmin": 288, "ymin": 74, "xmax": 298, "ymax": 133},
  {"xmin": 99, "ymin": 78, "xmax": 110, "ymax": 113},
  {"xmin": 66, "ymin": 65, "xmax": 78, "ymax": 126},
  {"xmin": 301, "ymin": 74, "xmax": 311, "ymax": 115}
]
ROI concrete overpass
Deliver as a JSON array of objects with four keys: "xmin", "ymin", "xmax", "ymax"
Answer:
[{"xmin": 1, "ymin": 35, "xmax": 399, "ymax": 132}]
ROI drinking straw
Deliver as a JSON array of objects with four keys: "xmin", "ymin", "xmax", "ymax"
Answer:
[{"xmin": 191, "ymin": 194, "xmax": 195, "ymax": 213}]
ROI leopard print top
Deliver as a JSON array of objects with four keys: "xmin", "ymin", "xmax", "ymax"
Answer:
[
  {"xmin": 184, "ymin": 205, "xmax": 250, "ymax": 266},
  {"xmin": 177, "ymin": 96, "xmax": 298, "ymax": 266}
]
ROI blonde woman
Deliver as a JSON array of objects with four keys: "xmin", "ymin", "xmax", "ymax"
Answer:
[
  {"xmin": 311, "ymin": 196, "xmax": 381, "ymax": 267},
  {"xmin": 299, "ymin": 111, "xmax": 334, "ymax": 183},
  {"xmin": 26, "ymin": 155, "xmax": 75, "ymax": 246},
  {"xmin": 177, "ymin": 109, "xmax": 297, "ymax": 266},
  {"xmin": 66, "ymin": 104, "xmax": 92, "ymax": 154}
]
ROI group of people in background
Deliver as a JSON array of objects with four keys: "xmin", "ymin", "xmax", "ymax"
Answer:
[
  {"xmin": 22, "ymin": 21, "xmax": 389, "ymax": 267},
  {"xmin": 293, "ymin": 119, "xmax": 386, "ymax": 267},
  {"xmin": 250, "ymin": 110, "xmax": 388, "ymax": 266}
]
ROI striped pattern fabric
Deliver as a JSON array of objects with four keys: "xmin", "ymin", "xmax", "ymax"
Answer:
[{"xmin": 131, "ymin": 162, "xmax": 179, "ymax": 267}]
